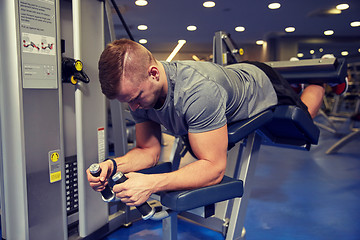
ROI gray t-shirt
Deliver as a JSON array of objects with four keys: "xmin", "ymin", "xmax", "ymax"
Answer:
[{"xmin": 130, "ymin": 61, "xmax": 277, "ymax": 136}]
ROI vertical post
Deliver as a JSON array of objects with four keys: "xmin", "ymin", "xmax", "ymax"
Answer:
[
  {"xmin": 1, "ymin": 0, "xmax": 67, "ymax": 239},
  {"xmin": 72, "ymin": 0, "xmax": 108, "ymax": 237},
  {"xmin": 162, "ymin": 212, "xmax": 178, "ymax": 240},
  {"xmin": 0, "ymin": 1, "xmax": 29, "ymax": 237},
  {"xmin": 225, "ymin": 132, "xmax": 262, "ymax": 240}
]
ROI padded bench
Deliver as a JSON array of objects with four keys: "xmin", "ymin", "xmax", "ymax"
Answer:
[{"xmin": 141, "ymin": 105, "xmax": 319, "ymax": 215}]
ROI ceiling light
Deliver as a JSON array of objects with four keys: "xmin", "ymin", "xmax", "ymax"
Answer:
[
  {"xmin": 336, "ymin": 4, "xmax": 349, "ymax": 10},
  {"xmin": 256, "ymin": 40, "xmax": 264, "ymax": 45},
  {"xmin": 135, "ymin": 0, "xmax": 148, "ymax": 6},
  {"xmin": 358, "ymin": 48, "xmax": 360, "ymax": 53},
  {"xmin": 310, "ymin": 50, "xmax": 315, "ymax": 54},
  {"xmin": 166, "ymin": 40, "xmax": 186, "ymax": 62},
  {"xmin": 139, "ymin": 39, "xmax": 147, "ymax": 44},
  {"xmin": 341, "ymin": 51, "xmax": 349, "ymax": 56},
  {"xmin": 324, "ymin": 30, "xmax": 334, "ymax": 35},
  {"xmin": 319, "ymin": 48, "xmax": 324, "ymax": 52},
  {"xmin": 350, "ymin": 21, "xmax": 360, "ymax": 27},
  {"xmin": 297, "ymin": 53, "xmax": 304, "ymax": 58},
  {"xmin": 285, "ymin": 27, "xmax": 295, "ymax": 32},
  {"xmin": 187, "ymin": 25, "xmax": 197, "ymax": 31},
  {"xmin": 235, "ymin": 26, "xmax": 245, "ymax": 32},
  {"xmin": 326, "ymin": 8, "xmax": 342, "ymax": 14},
  {"xmin": 137, "ymin": 25, "xmax": 148, "ymax": 30},
  {"xmin": 203, "ymin": 1, "xmax": 215, "ymax": 8},
  {"xmin": 268, "ymin": 3, "xmax": 281, "ymax": 10}
]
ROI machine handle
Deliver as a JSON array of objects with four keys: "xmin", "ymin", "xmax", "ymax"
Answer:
[
  {"xmin": 89, "ymin": 163, "xmax": 115, "ymax": 202},
  {"xmin": 112, "ymin": 172, "xmax": 155, "ymax": 220}
]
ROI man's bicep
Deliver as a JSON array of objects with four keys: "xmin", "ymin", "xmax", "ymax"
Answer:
[{"xmin": 187, "ymin": 125, "xmax": 228, "ymax": 171}]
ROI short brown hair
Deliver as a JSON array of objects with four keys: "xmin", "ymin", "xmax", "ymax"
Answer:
[{"xmin": 98, "ymin": 39, "xmax": 155, "ymax": 99}]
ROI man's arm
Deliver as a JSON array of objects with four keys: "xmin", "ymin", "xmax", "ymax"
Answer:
[
  {"xmin": 87, "ymin": 120, "xmax": 162, "ymax": 191},
  {"xmin": 113, "ymin": 124, "xmax": 228, "ymax": 206},
  {"xmin": 114, "ymin": 120, "xmax": 163, "ymax": 173}
]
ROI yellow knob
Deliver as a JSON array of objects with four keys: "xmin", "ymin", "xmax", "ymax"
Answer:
[
  {"xmin": 75, "ymin": 60, "xmax": 83, "ymax": 71},
  {"xmin": 70, "ymin": 76, "xmax": 78, "ymax": 85}
]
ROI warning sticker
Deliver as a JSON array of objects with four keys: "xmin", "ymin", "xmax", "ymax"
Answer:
[
  {"xmin": 49, "ymin": 149, "xmax": 61, "ymax": 183},
  {"xmin": 98, "ymin": 127, "xmax": 105, "ymax": 162}
]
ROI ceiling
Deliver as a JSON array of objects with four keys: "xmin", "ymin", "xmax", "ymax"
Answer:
[{"xmin": 111, "ymin": 0, "xmax": 360, "ymax": 59}]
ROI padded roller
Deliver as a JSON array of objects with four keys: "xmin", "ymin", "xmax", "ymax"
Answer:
[{"xmin": 260, "ymin": 105, "xmax": 320, "ymax": 148}]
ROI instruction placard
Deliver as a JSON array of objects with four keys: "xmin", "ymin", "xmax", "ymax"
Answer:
[{"xmin": 19, "ymin": 0, "xmax": 58, "ymax": 89}]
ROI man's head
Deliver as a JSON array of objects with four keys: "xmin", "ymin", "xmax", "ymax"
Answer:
[{"xmin": 98, "ymin": 39, "xmax": 156, "ymax": 100}]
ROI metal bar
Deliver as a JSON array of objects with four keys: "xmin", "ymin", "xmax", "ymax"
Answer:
[
  {"xmin": 162, "ymin": 212, "xmax": 178, "ymax": 240},
  {"xmin": 265, "ymin": 58, "xmax": 337, "ymax": 72},
  {"xmin": 225, "ymin": 132, "xmax": 262, "ymax": 240},
  {"xmin": 0, "ymin": 0, "xmax": 29, "ymax": 238},
  {"xmin": 110, "ymin": 0, "xmax": 134, "ymax": 41}
]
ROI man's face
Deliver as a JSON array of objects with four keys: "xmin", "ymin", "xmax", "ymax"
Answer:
[{"xmin": 116, "ymin": 76, "xmax": 159, "ymax": 111}]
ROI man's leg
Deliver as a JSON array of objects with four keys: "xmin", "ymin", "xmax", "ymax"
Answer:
[{"xmin": 300, "ymin": 84, "xmax": 325, "ymax": 119}]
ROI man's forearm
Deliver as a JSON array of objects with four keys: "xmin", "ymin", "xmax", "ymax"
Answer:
[
  {"xmin": 114, "ymin": 146, "xmax": 160, "ymax": 173},
  {"xmin": 151, "ymin": 158, "xmax": 226, "ymax": 193}
]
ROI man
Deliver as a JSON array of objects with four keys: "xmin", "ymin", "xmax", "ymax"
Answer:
[{"xmin": 87, "ymin": 39, "xmax": 327, "ymax": 207}]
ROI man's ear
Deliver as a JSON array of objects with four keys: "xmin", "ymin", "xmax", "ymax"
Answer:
[{"xmin": 149, "ymin": 66, "xmax": 159, "ymax": 79}]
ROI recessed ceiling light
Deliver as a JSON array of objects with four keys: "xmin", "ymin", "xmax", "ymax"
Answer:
[
  {"xmin": 297, "ymin": 53, "xmax": 304, "ymax": 58},
  {"xmin": 235, "ymin": 26, "xmax": 245, "ymax": 32},
  {"xmin": 135, "ymin": 0, "xmax": 148, "ymax": 6},
  {"xmin": 268, "ymin": 3, "xmax": 281, "ymax": 10},
  {"xmin": 137, "ymin": 25, "xmax": 148, "ymax": 30},
  {"xmin": 310, "ymin": 50, "xmax": 315, "ymax": 54},
  {"xmin": 187, "ymin": 25, "xmax": 197, "ymax": 31},
  {"xmin": 285, "ymin": 27, "xmax": 295, "ymax": 32},
  {"xmin": 203, "ymin": 1, "xmax": 215, "ymax": 8},
  {"xmin": 350, "ymin": 21, "xmax": 360, "ymax": 27},
  {"xmin": 341, "ymin": 51, "xmax": 349, "ymax": 56},
  {"xmin": 139, "ymin": 39, "xmax": 147, "ymax": 44},
  {"xmin": 319, "ymin": 48, "xmax": 324, "ymax": 52},
  {"xmin": 324, "ymin": 30, "xmax": 334, "ymax": 35},
  {"xmin": 336, "ymin": 3, "xmax": 349, "ymax": 10},
  {"xmin": 256, "ymin": 40, "xmax": 264, "ymax": 45},
  {"xmin": 326, "ymin": 8, "xmax": 342, "ymax": 14}
]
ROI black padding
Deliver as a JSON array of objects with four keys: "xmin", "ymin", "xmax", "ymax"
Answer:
[
  {"xmin": 160, "ymin": 176, "xmax": 243, "ymax": 212},
  {"xmin": 227, "ymin": 110, "xmax": 273, "ymax": 144},
  {"xmin": 138, "ymin": 162, "xmax": 172, "ymax": 174},
  {"xmin": 260, "ymin": 105, "xmax": 320, "ymax": 147},
  {"xmin": 272, "ymin": 58, "xmax": 348, "ymax": 84}
]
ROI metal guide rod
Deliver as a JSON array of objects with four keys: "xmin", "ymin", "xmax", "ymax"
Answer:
[{"xmin": 72, "ymin": 0, "xmax": 88, "ymax": 237}]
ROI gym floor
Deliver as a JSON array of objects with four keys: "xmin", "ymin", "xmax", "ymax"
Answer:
[{"xmin": 1, "ymin": 116, "xmax": 359, "ymax": 240}]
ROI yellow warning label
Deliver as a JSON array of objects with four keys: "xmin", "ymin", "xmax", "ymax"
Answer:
[
  {"xmin": 51, "ymin": 152, "xmax": 59, "ymax": 162},
  {"xmin": 50, "ymin": 171, "xmax": 61, "ymax": 183}
]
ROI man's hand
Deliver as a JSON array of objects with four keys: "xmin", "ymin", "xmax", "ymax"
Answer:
[
  {"xmin": 86, "ymin": 160, "xmax": 114, "ymax": 191},
  {"xmin": 112, "ymin": 172, "xmax": 155, "ymax": 206}
]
